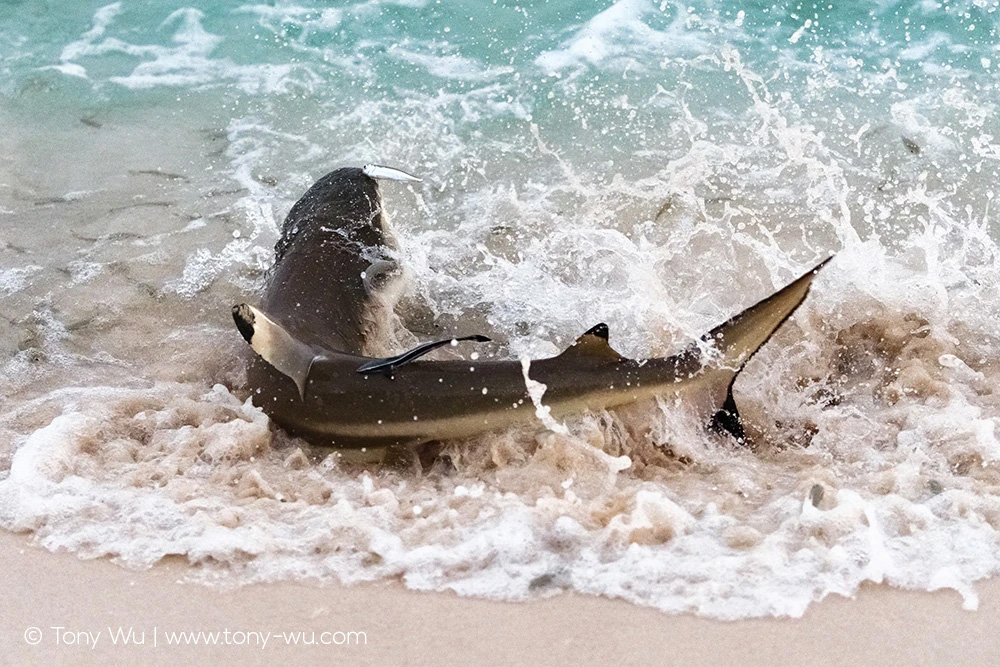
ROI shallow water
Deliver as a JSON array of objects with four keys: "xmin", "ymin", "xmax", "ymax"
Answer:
[{"xmin": 1, "ymin": 0, "xmax": 1000, "ymax": 619}]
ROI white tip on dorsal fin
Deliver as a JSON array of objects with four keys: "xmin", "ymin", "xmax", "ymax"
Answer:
[
  {"xmin": 558, "ymin": 323, "xmax": 624, "ymax": 362},
  {"xmin": 362, "ymin": 164, "xmax": 422, "ymax": 183},
  {"xmin": 232, "ymin": 303, "xmax": 318, "ymax": 400}
]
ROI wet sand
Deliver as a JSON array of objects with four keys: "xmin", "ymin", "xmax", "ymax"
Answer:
[{"xmin": 1, "ymin": 531, "xmax": 996, "ymax": 666}]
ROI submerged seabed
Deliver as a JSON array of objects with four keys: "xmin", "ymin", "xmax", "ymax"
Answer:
[{"xmin": 1, "ymin": 0, "xmax": 999, "ymax": 619}]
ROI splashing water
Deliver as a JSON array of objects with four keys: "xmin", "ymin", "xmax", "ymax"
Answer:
[{"xmin": 0, "ymin": 0, "xmax": 999, "ymax": 618}]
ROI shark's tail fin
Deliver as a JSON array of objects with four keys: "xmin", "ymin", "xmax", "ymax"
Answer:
[
  {"xmin": 701, "ymin": 257, "xmax": 832, "ymax": 443},
  {"xmin": 233, "ymin": 303, "xmax": 319, "ymax": 400}
]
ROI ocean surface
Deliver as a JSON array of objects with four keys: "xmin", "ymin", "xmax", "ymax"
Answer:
[{"xmin": 1, "ymin": 0, "xmax": 999, "ymax": 618}]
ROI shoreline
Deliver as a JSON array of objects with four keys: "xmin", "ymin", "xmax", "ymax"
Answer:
[{"xmin": 2, "ymin": 531, "xmax": 998, "ymax": 666}]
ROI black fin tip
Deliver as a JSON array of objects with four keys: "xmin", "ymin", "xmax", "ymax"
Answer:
[{"xmin": 233, "ymin": 304, "xmax": 255, "ymax": 343}]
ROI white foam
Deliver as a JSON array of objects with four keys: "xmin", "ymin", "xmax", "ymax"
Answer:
[
  {"xmin": 535, "ymin": 0, "xmax": 709, "ymax": 74},
  {"xmin": 388, "ymin": 45, "xmax": 513, "ymax": 82},
  {"xmin": 0, "ymin": 265, "xmax": 43, "ymax": 295},
  {"xmin": 58, "ymin": 2, "xmax": 123, "ymax": 67},
  {"xmin": 43, "ymin": 63, "xmax": 89, "ymax": 79},
  {"xmin": 519, "ymin": 357, "xmax": 568, "ymax": 435},
  {"xmin": 66, "ymin": 261, "xmax": 103, "ymax": 285},
  {"xmin": 55, "ymin": 4, "xmax": 321, "ymax": 94}
]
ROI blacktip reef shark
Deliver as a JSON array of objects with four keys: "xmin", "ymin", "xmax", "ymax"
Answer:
[{"xmin": 233, "ymin": 164, "xmax": 831, "ymax": 450}]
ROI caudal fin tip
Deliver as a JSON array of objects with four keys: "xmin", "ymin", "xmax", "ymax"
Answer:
[
  {"xmin": 811, "ymin": 255, "xmax": 835, "ymax": 274},
  {"xmin": 787, "ymin": 254, "xmax": 834, "ymax": 292}
]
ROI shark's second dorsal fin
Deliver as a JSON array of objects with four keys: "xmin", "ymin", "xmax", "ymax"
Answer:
[
  {"xmin": 357, "ymin": 335, "xmax": 491, "ymax": 374},
  {"xmin": 233, "ymin": 303, "xmax": 319, "ymax": 400},
  {"xmin": 558, "ymin": 323, "xmax": 624, "ymax": 362}
]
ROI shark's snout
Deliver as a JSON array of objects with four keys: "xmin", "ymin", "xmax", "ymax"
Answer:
[{"xmin": 362, "ymin": 164, "xmax": 422, "ymax": 183}]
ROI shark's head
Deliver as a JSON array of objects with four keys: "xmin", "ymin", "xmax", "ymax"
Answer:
[{"xmin": 274, "ymin": 164, "xmax": 421, "ymax": 263}]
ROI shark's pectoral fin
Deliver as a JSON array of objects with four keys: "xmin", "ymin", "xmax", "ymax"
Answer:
[
  {"xmin": 558, "ymin": 323, "xmax": 625, "ymax": 362},
  {"xmin": 232, "ymin": 303, "xmax": 319, "ymax": 400},
  {"xmin": 357, "ymin": 335, "xmax": 491, "ymax": 374},
  {"xmin": 698, "ymin": 256, "xmax": 833, "ymax": 444}
]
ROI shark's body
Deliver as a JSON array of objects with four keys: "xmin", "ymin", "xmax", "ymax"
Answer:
[
  {"xmin": 255, "ymin": 165, "xmax": 402, "ymax": 354},
  {"xmin": 235, "ymin": 165, "xmax": 829, "ymax": 449}
]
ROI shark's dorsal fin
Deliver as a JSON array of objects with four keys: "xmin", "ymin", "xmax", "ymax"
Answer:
[
  {"xmin": 558, "ymin": 323, "xmax": 624, "ymax": 362},
  {"xmin": 357, "ymin": 335, "xmax": 491, "ymax": 375},
  {"xmin": 232, "ymin": 303, "xmax": 319, "ymax": 400}
]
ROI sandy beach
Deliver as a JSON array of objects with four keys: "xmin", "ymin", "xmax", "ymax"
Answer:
[{"xmin": 2, "ymin": 531, "xmax": 997, "ymax": 667}]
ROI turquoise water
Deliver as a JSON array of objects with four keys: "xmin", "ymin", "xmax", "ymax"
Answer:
[
  {"xmin": 2, "ymin": 0, "xmax": 1000, "ymax": 618},
  {"xmin": 4, "ymin": 1, "xmax": 999, "ymax": 180},
  {"xmin": 4, "ymin": 0, "xmax": 999, "ymax": 273}
]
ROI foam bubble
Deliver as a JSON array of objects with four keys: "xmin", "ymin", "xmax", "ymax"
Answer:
[{"xmin": 0, "ymin": 265, "xmax": 43, "ymax": 295}]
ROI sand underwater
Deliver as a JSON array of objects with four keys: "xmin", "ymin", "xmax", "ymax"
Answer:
[{"xmin": 2, "ymin": 0, "xmax": 1000, "ymax": 629}]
